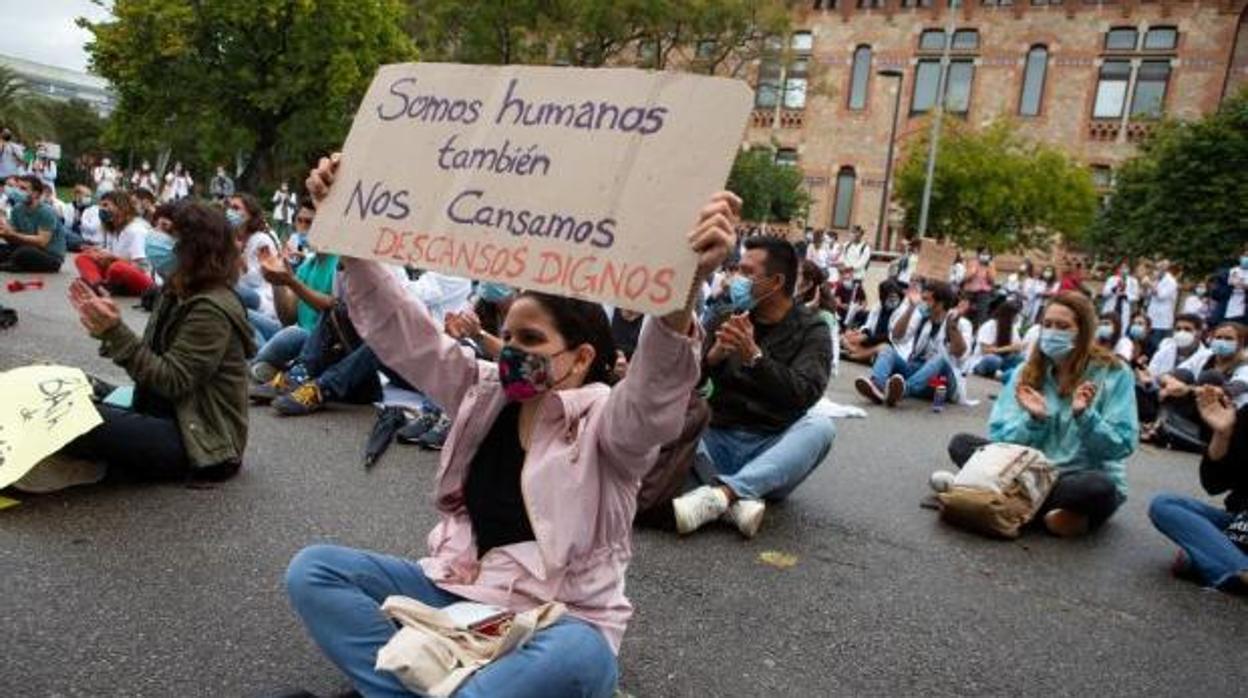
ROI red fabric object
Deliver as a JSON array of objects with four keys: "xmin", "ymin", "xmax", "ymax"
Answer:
[{"xmin": 75, "ymin": 256, "xmax": 153, "ymax": 296}]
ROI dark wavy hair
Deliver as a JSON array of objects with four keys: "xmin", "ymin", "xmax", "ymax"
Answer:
[
  {"xmin": 228, "ymin": 193, "xmax": 267, "ymax": 239},
  {"xmin": 518, "ymin": 291, "xmax": 617, "ymax": 386},
  {"xmin": 169, "ymin": 201, "xmax": 241, "ymax": 297}
]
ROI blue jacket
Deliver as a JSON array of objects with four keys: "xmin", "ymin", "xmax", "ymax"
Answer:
[{"xmin": 988, "ymin": 358, "xmax": 1139, "ymax": 497}]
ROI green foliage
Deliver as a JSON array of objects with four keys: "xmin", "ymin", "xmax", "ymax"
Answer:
[
  {"xmin": 1085, "ymin": 89, "xmax": 1248, "ymax": 277},
  {"xmin": 727, "ymin": 147, "xmax": 809, "ymax": 223},
  {"xmin": 0, "ymin": 65, "xmax": 51, "ymax": 140},
  {"xmin": 408, "ymin": 0, "xmax": 793, "ymax": 73},
  {"xmin": 81, "ymin": 0, "xmax": 416, "ymax": 191},
  {"xmin": 894, "ymin": 119, "xmax": 1097, "ymax": 253},
  {"xmin": 44, "ymin": 99, "xmax": 107, "ymax": 187}
]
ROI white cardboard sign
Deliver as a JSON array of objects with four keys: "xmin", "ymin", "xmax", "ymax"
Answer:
[{"xmin": 309, "ymin": 62, "xmax": 754, "ymax": 314}]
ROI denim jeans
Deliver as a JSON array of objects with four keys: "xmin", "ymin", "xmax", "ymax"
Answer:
[
  {"xmin": 870, "ymin": 345, "xmax": 959, "ymax": 400},
  {"xmin": 254, "ymin": 326, "xmax": 309, "ymax": 369},
  {"xmin": 972, "ymin": 353, "xmax": 1022, "ymax": 379},
  {"xmin": 248, "ymin": 309, "xmax": 283, "ymax": 346},
  {"xmin": 698, "ymin": 412, "xmax": 836, "ymax": 501},
  {"xmin": 285, "ymin": 544, "xmax": 618, "ymax": 698},
  {"xmin": 235, "ymin": 283, "xmax": 261, "ymax": 311},
  {"xmin": 1149, "ymin": 494, "xmax": 1247, "ymax": 591}
]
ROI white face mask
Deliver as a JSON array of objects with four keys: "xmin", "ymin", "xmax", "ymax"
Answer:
[{"xmin": 1174, "ymin": 330, "xmax": 1196, "ymax": 350}]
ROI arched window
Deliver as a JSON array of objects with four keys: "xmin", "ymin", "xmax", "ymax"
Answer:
[
  {"xmin": 832, "ymin": 167, "xmax": 856, "ymax": 229},
  {"xmin": 848, "ymin": 46, "xmax": 872, "ymax": 110},
  {"xmin": 1018, "ymin": 45, "xmax": 1048, "ymax": 116}
]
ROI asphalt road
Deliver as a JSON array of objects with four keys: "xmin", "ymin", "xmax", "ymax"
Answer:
[{"xmin": 1, "ymin": 267, "xmax": 1244, "ymax": 698}]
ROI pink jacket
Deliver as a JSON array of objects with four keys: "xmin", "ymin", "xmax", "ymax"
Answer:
[{"xmin": 343, "ymin": 260, "xmax": 703, "ymax": 653}]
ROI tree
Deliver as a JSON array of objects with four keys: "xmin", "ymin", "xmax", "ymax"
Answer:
[
  {"xmin": 43, "ymin": 99, "xmax": 107, "ymax": 187},
  {"xmin": 0, "ymin": 65, "xmax": 51, "ymax": 140},
  {"xmin": 81, "ymin": 0, "xmax": 416, "ymax": 192},
  {"xmin": 894, "ymin": 119, "xmax": 1097, "ymax": 253},
  {"xmin": 726, "ymin": 147, "xmax": 809, "ymax": 223},
  {"xmin": 408, "ymin": 0, "xmax": 793, "ymax": 73},
  {"xmin": 1084, "ymin": 88, "xmax": 1248, "ymax": 277}
]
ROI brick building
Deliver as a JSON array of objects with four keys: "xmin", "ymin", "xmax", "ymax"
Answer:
[{"xmin": 739, "ymin": 0, "xmax": 1248, "ymax": 251}]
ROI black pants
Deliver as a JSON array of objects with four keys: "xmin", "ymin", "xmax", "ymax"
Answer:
[
  {"xmin": 946, "ymin": 433, "xmax": 1123, "ymax": 529},
  {"xmin": 63, "ymin": 404, "xmax": 191, "ymax": 481},
  {"xmin": 0, "ymin": 244, "xmax": 63, "ymax": 272}
]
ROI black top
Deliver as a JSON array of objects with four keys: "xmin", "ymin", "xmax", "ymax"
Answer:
[
  {"xmin": 612, "ymin": 311, "xmax": 644, "ymax": 360},
  {"xmin": 702, "ymin": 303, "xmax": 832, "ymax": 433},
  {"xmin": 1201, "ymin": 405, "xmax": 1248, "ymax": 513},
  {"xmin": 465, "ymin": 403, "xmax": 535, "ymax": 555}
]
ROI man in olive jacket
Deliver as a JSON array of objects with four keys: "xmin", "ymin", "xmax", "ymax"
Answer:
[{"xmin": 674, "ymin": 235, "xmax": 836, "ymax": 538}]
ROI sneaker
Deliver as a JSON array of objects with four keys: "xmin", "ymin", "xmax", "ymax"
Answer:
[
  {"xmin": 672, "ymin": 486, "xmax": 730, "ymax": 535},
  {"xmin": 273, "ymin": 382, "xmax": 324, "ymax": 416},
  {"xmin": 250, "ymin": 361, "xmax": 279, "ymax": 384},
  {"xmin": 854, "ymin": 377, "xmax": 883, "ymax": 404},
  {"xmin": 416, "ymin": 413, "xmax": 453, "ymax": 450},
  {"xmin": 884, "ymin": 375, "xmax": 906, "ymax": 407},
  {"xmin": 396, "ymin": 409, "xmax": 441, "ymax": 445},
  {"xmin": 722, "ymin": 499, "xmax": 765, "ymax": 538},
  {"xmin": 250, "ymin": 372, "xmax": 293, "ymax": 405}
]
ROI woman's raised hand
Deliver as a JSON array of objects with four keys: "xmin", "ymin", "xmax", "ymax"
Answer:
[
  {"xmin": 305, "ymin": 153, "xmax": 342, "ymax": 204},
  {"xmin": 688, "ymin": 191, "xmax": 741, "ymax": 284}
]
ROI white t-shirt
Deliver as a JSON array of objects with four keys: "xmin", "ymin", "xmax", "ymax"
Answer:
[
  {"xmin": 842, "ymin": 242, "xmax": 872, "ymax": 281},
  {"xmin": 79, "ymin": 206, "xmax": 103, "ymax": 245},
  {"xmin": 1228, "ymin": 267, "xmax": 1247, "ymax": 319},
  {"xmin": 968, "ymin": 318, "xmax": 1021, "ymax": 375},
  {"xmin": 242, "ymin": 231, "xmax": 280, "ymax": 318},
  {"xmin": 1146, "ymin": 273, "xmax": 1178, "ymax": 330},
  {"xmin": 1181, "ymin": 294, "xmax": 1207, "ymax": 318},
  {"xmin": 106, "ymin": 218, "xmax": 151, "ymax": 262},
  {"xmin": 893, "ymin": 304, "xmax": 973, "ymax": 366}
]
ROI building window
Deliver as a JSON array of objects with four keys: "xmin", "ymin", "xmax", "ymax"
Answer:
[
  {"xmin": 1092, "ymin": 60, "xmax": 1131, "ymax": 119},
  {"xmin": 756, "ymin": 58, "xmax": 782, "ymax": 108},
  {"xmin": 1030, "ymin": 0, "xmax": 1062, "ymax": 4},
  {"xmin": 982, "ymin": 0, "xmax": 1013, "ymax": 5},
  {"xmin": 912, "ymin": 60, "xmax": 974, "ymax": 114},
  {"xmin": 1130, "ymin": 60, "xmax": 1170, "ymax": 118},
  {"xmin": 813, "ymin": 0, "xmax": 837, "ymax": 8},
  {"xmin": 920, "ymin": 30, "xmax": 947, "ymax": 51},
  {"xmin": 832, "ymin": 167, "xmax": 856, "ymax": 229},
  {"xmin": 791, "ymin": 31, "xmax": 814, "ymax": 53},
  {"xmin": 857, "ymin": 0, "xmax": 886, "ymax": 7},
  {"xmin": 1144, "ymin": 26, "xmax": 1178, "ymax": 51},
  {"xmin": 1090, "ymin": 165, "xmax": 1114, "ymax": 189},
  {"xmin": 1018, "ymin": 45, "xmax": 1048, "ymax": 116},
  {"xmin": 952, "ymin": 30, "xmax": 979, "ymax": 50},
  {"xmin": 784, "ymin": 58, "xmax": 810, "ymax": 109},
  {"xmin": 901, "ymin": 0, "xmax": 934, "ymax": 6},
  {"xmin": 775, "ymin": 149, "xmax": 799, "ymax": 167},
  {"xmin": 1105, "ymin": 28, "xmax": 1138, "ymax": 51},
  {"xmin": 949, "ymin": 0, "xmax": 963, "ymax": 7},
  {"xmin": 848, "ymin": 46, "xmax": 872, "ymax": 110}
]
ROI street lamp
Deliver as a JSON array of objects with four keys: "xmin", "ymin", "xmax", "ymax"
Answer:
[{"xmin": 876, "ymin": 68, "xmax": 904, "ymax": 251}]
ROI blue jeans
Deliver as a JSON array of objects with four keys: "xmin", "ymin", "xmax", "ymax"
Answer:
[
  {"xmin": 698, "ymin": 413, "xmax": 836, "ymax": 500},
  {"xmin": 235, "ymin": 283, "xmax": 261, "ymax": 311},
  {"xmin": 972, "ymin": 353, "xmax": 1022, "ymax": 379},
  {"xmin": 870, "ymin": 345, "xmax": 959, "ymax": 400},
  {"xmin": 248, "ymin": 309, "xmax": 283, "ymax": 346},
  {"xmin": 254, "ymin": 325, "xmax": 309, "ymax": 369},
  {"xmin": 286, "ymin": 544, "xmax": 618, "ymax": 698},
  {"xmin": 1149, "ymin": 494, "xmax": 1247, "ymax": 591}
]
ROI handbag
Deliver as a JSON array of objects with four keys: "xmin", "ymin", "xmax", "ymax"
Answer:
[
  {"xmin": 938, "ymin": 443, "xmax": 1057, "ymax": 539},
  {"xmin": 316, "ymin": 301, "xmax": 362, "ymax": 367},
  {"xmin": 375, "ymin": 597, "xmax": 566, "ymax": 697}
]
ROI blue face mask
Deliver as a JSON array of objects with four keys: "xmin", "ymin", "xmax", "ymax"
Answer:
[
  {"xmin": 5, "ymin": 186, "xmax": 28, "ymax": 206},
  {"xmin": 916, "ymin": 302, "xmax": 931, "ymax": 319},
  {"xmin": 1240, "ymin": 257, "xmax": 1248, "ymax": 270},
  {"xmin": 729, "ymin": 275, "xmax": 756, "ymax": 313},
  {"xmin": 226, "ymin": 208, "xmax": 245, "ymax": 230},
  {"xmin": 144, "ymin": 230, "xmax": 178, "ymax": 278},
  {"xmin": 1095, "ymin": 325, "xmax": 1114, "ymax": 341},
  {"xmin": 1210, "ymin": 338, "xmax": 1239, "ymax": 357},
  {"xmin": 1039, "ymin": 329, "xmax": 1076, "ymax": 361},
  {"xmin": 478, "ymin": 281, "xmax": 514, "ymax": 304},
  {"xmin": 1127, "ymin": 325, "xmax": 1146, "ymax": 341}
]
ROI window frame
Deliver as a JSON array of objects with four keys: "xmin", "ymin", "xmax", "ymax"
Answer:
[
  {"xmin": 1092, "ymin": 59, "xmax": 1132, "ymax": 120},
  {"xmin": 1143, "ymin": 26, "xmax": 1178, "ymax": 51},
  {"xmin": 1104, "ymin": 27, "xmax": 1139, "ymax": 52},
  {"xmin": 952, "ymin": 30, "xmax": 979, "ymax": 51},
  {"xmin": 775, "ymin": 148, "xmax": 799, "ymax": 167},
  {"xmin": 831, "ymin": 167, "xmax": 857, "ymax": 230},
  {"xmin": 755, "ymin": 57, "xmax": 783, "ymax": 109},
  {"xmin": 1129, "ymin": 60, "xmax": 1171, "ymax": 119},
  {"xmin": 848, "ymin": 45, "xmax": 873, "ymax": 111}
]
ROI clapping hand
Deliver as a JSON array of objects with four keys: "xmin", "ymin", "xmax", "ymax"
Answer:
[
  {"xmin": 1072, "ymin": 381, "xmax": 1098, "ymax": 417},
  {"xmin": 68, "ymin": 279, "xmax": 121, "ymax": 337},
  {"xmin": 444, "ymin": 309, "xmax": 482, "ymax": 342},
  {"xmin": 1016, "ymin": 383, "xmax": 1048, "ymax": 420},
  {"xmin": 260, "ymin": 251, "xmax": 295, "ymax": 286},
  {"xmin": 1196, "ymin": 386, "xmax": 1236, "ymax": 435}
]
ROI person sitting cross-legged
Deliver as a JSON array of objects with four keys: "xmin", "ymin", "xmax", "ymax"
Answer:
[
  {"xmin": 856, "ymin": 280, "xmax": 972, "ymax": 407},
  {"xmin": 671, "ymin": 236, "xmax": 836, "ymax": 538}
]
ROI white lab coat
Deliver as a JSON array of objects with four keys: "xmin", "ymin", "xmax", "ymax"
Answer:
[
  {"xmin": 842, "ymin": 242, "xmax": 872, "ymax": 281},
  {"xmin": 1100, "ymin": 274, "xmax": 1140, "ymax": 329},
  {"xmin": 1145, "ymin": 272, "xmax": 1178, "ymax": 331}
]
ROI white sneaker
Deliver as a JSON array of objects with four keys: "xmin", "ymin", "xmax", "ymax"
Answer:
[
  {"xmin": 250, "ymin": 361, "xmax": 278, "ymax": 384},
  {"xmin": 673, "ymin": 486, "xmax": 729, "ymax": 535},
  {"xmin": 723, "ymin": 499, "xmax": 766, "ymax": 539}
]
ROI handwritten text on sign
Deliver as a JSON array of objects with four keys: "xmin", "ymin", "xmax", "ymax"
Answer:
[
  {"xmin": 0, "ymin": 365, "xmax": 102, "ymax": 489},
  {"xmin": 309, "ymin": 63, "xmax": 754, "ymax": 314}
]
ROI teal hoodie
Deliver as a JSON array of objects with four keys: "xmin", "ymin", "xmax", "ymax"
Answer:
[{"xmin": 988, "ymin": 357, "xmax": 1139, "ymax": 498}]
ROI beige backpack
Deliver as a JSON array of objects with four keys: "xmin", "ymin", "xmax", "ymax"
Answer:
[{"xmin": 938, "ymin": 443, "xmax": 1057, "ymax": 539}]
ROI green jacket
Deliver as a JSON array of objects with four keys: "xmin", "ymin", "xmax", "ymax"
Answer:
[{"xmin": 98, "ymin": 286, "xmax": 256, "ymax": 469}]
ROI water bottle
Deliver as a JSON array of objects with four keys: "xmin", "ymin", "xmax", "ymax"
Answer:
[{"xmin": 932, "ymin": 377, "xmax": 948, "ymax": 413}]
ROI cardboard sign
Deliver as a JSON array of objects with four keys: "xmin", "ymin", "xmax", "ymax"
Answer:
[
  {"xmin": 309, "ymin": 63, "xmax": 754, "ymax": 314},
  {"xmin": 914, "ymin": 238, "xmax": 960, "ymax": 283},
  {"xmin": 0, "ymin": 365, "xmax": 102, "ymax": 489}
]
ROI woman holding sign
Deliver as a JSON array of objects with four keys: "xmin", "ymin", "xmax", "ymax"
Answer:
[{"xmin": 284, "ymin": 156, "xmax": 736, "ymax": 697}]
